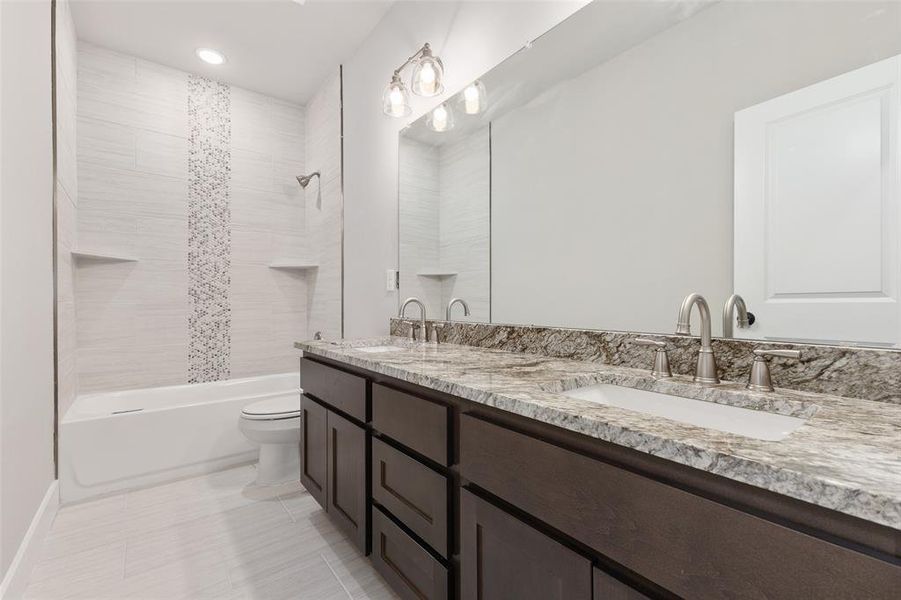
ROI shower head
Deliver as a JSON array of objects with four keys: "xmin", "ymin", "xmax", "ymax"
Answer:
[{"xmin": 296, "ymin": 172, "xmax": 321, "ymax": 189}]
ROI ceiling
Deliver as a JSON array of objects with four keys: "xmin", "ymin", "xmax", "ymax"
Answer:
[{"xmin": 71, "ymin": 0, "xmax": 394, "ymax": 104}]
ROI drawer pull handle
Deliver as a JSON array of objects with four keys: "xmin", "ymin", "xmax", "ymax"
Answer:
[{"xmin": 380, "ymin": 460, "xmax": 434, "ymax": 524}]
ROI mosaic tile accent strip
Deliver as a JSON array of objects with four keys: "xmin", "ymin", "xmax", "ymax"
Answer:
[
  {"xmin": 187, "ymin": 75, "xmax": 232, "ymax": 383},
  {"xmin": 389, "ymin": 318, "xmax": 901, "ymax": 404}
]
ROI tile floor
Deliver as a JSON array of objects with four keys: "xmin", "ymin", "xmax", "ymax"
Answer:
[{"xmin": 23, "ymin": 465, "xmax": 400, "ymax": 599}]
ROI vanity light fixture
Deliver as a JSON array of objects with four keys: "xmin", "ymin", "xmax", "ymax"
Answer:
[
  {"xmin": 461, "ymin": 80, "xmax": 487, "ymax": 115},
  {"xmin": 196, "ymin": 48, "xmax": 226, "ymax": 65},
  {"xmin": 427, "ymin": 103, "xmax": 454, "ymax": 132},
  {"xmin": 383, "ymin": 42, "xmax": 445, "ymax": 117}
]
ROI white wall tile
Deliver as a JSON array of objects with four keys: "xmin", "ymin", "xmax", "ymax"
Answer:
[{"xmin": 75, "ymin": 44, "xmax": 324, "ymax": 394}]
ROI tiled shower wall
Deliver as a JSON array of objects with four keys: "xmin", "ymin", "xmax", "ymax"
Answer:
[
  {"xmin": 74, "ymin": 43, "xmax": 328, "ymax": 394},
  {"xmin": 399, "ymin": 127, "xmax": 490, "ymax": 323},
  {"xmin": 55, "ymin": 0, "xmax": 79, "ymax": 416}
]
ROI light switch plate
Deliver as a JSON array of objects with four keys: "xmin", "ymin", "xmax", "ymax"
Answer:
[{"xmin": 386, "ymin": 269, "xmax": 398, "ymax": 291}]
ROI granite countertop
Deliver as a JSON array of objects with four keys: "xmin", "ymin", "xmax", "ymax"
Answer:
[{"xmin": 295, "ymin": 336, "xmax": 901, "ymax": 530}]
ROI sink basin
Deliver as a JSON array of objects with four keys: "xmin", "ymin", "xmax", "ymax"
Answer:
[
  {"xmin": 355, "ymin": 345, "xmax": 406, "ymax": 354},
  {"xmin": 561, "ymin": 384, "xmax": 807, "ymax": 441}
]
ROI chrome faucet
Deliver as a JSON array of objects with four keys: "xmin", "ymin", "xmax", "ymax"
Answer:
[
  {"xmin": 675, "ymin": 293, "xmax": 719, "ymax": 384},
  {"xmin": 722, "ymin": 294, "xmax": 751, "ymax": 339},
  {"xmin": 446, "ymin": 297, "xmax": 471, "ymax": 321},
  {"xmin": 399, "ymin": 297, "xmax": 427, "ymax": 341}
]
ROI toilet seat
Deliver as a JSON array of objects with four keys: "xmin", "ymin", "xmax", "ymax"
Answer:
[{"xmin": 241, "ymin": 395, "xmax": 301, "ymax": 421}]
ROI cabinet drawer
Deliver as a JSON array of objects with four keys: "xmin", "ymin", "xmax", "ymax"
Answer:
[
  {"xmin": 371, "ymin": 507, "xmax": 448, "ymax": 600},
  {"xmin": 301, "ymin": 357, "xmax": 367, "ymax": 422},
  {"xmin": 372, "ymin": 438, "xmax": 448, "ymax": 557},
  {"xmin": 461, "ymin": 489, "xmax": 592, "ymax": 600},
  {"xmin": 460, "ymin": 414, "xmax": 901, "ymax": 599},
  {"xmin": 372, "ymin": 384, "xmax": 448, "ymax": 465}
]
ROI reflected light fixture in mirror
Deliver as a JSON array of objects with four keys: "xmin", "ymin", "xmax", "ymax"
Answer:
[
  {"xmin": 383, "ymin": 74, "xmax": 411, "ymax": 117},
  {"xmin": 427, "ymin": 103, "xmax": 454, "ymax": 132},
  {"xmin": 383, "ymin": 42, "xmax": 445, "ymax": 117},
  {"xmin": 461, "ymin": 80, "xmax": 487, "ymax": 114}
]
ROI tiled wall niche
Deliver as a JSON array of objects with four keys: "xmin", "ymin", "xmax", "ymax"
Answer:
[
  {"xmin": 71, "ymin": 43, "xmax": 341, "ymax": 395},
  {"xmin": 390, "ymin": 318, "xmax": 901, "ymax": 405}
]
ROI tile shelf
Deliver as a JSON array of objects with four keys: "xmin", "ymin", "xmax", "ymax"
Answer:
[
  {"xmin": 416, "ymin": 269, "xmax": 458, "ymax": 277},
  {"xmin": 268, "ymin": 259, "xmax": 319, "ymax": 270},
  {"xmin": 71, "ymin": 248, "xmax": 138, "ymax": 262}
]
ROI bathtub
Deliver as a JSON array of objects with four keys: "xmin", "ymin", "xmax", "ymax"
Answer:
[{"xmin": 59, "ymin": 373, "xmax": 301, "ymax": 503}]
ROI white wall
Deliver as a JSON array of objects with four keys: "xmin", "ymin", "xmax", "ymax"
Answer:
[
  {"xmin": 490, "ymin": 0, "xmax": 901, "ymax": 335},
  {"xmin": 0, "ymin": 0, "xmax": 56, "ymax": 581},
  {"xmin": 342, "ymin": 0, "xmax": 586, "ymax": 337}
]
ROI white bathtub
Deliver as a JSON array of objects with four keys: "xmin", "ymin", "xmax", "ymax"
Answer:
[{"xmin": 59, "ymin": 373, "xmax": 301, "ymax": 503}]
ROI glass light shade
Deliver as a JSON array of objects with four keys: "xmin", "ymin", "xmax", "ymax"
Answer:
[
  {"xmin": 426, "ymin": 103, "xmax": 454, "ymax": 132},
  {"xmin": 383, "ymin": 77, "xmax": 411, "ymax": 117},
  {"xmin": 460, "ymin": 80, "xmax": 487, "ymax": 115},
  {"xmin": 411, "ymin": 55, "xmax": 445, "ymax": 97}
]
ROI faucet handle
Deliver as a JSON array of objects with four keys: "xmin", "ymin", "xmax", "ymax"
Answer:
[
  {"xmin": 748, "ymin": 348, "xmax": 801, "ymax": 392},
  {"xmin": 634, "ymin": 338, "xmax": 672, "ymax": 379},
  {"xmin": 428, "ymin": 322, "xmax": 444, "ymax": 344},
  {"xmin": 406, "ymin": 320, "xmax": 421, "ymax": 341}
]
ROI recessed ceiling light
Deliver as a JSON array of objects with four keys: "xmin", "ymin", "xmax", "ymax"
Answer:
[{"xmin": 195, "ymin": 48, "xmax": 226, "ymax": 65}]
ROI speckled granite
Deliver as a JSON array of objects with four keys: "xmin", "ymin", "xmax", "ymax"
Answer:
[
  {"xmin": 297, "ymin": 336, "xmax": 901, "ymax": 531},
  {"xmin": 390, "ymin": 319, "xmax": 901, "ymax": 405}
]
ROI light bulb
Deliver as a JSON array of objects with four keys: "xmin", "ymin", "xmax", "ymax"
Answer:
[
  {"xmin": 389, "ymin": 88, "xmax": 404, "ymax": 110},
  {"xmin": 460, "ymin": 80, "xmax": 487, "ymax": 115},
  {"xmin": 419, "ymin": 64, "xmax": 436, "ymax": 92},
  {"xmin": 427, "ymin": 103, "xmax": 454, "ymax": 132},
  {"xmin": 382, "ymin": 76, "xmax": 411, "ymax": 117},
  {"xmin": 432, "ymin": 105, "xmax": 448, "ymax": 129},
  {"xmin": 411, "ymin": 52, "xmax": 444, "ymax": 97}
]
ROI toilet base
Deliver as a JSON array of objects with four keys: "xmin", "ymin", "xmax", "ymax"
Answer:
[{"xmin": 256, "ymin": 443, "xmax": 300, "ymax": 486}]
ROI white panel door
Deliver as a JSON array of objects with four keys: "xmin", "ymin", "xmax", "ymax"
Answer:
[{"xmin": 734, "ymin": 55, "xmax": 901, "ymax": 346}]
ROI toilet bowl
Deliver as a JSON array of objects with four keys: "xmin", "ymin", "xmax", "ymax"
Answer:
[{"xmin": 239, "ymin": 394, "xmax": 301, "ymax": 486}]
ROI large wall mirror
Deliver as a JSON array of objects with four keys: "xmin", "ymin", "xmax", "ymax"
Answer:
[{"xmin": 398, "ymin": 0, "xmax": 901, "ymax": 347}]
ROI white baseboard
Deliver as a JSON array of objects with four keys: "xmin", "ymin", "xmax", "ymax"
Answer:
[{"xmin": 0, "ymin": 480, "xmax": 59, "ymax": 600}]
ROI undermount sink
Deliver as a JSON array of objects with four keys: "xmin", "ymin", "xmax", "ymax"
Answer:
[
  {"xmin": 355, "ymin": 345, "xmax": 406, "ymax": 353},
  {"xmin": 561, "ymin": 384, "xmax": 807, "ymax": 441}
]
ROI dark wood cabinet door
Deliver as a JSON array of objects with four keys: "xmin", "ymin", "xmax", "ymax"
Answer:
[
  {"xmin": 460, "ymin": 489, "xmax": 592, "ymax": 600},
  {"xmin": 300, "ymin": 395, "xmax": 327, "ymax": 509},
  {"xmin": 326, "ymin": 409, "xmax": 367, "ymax": 552},
  {"xmin": 593, "ymin": 568, "xmax": 650, "ymax": 600}
]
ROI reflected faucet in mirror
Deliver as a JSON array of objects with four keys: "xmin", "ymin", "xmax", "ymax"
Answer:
[
  {"xmin": 723, "ymin": 294, "xmax": 754, "ymax": 339},
  {"xmin": 446, "ymin": 297, "xmax": 471, "ymax": 322},
  {"xmin": 675, "ymin": 293, "xmax": 719, "ymax": 385},
  {"xmin": 399, "ymin": 297, "xmax": 428, "ymax": 342}
]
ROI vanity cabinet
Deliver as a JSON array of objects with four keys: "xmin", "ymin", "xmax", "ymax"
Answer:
[
  {"xmin": 299, "ymin": 355, "xmax": 901, "ymax": 600},
  {"xmin": 460, "ymin": 489, "xmax": 592, "ymax": 600},
  {"xmin": 299, "ymin": 358, "xmax": 369, "ymax": 553}
]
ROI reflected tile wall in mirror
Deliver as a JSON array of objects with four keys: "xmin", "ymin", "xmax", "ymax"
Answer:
[{"xmin": 397, "ymin": 0, "xmax": 901, "ymax": 349}]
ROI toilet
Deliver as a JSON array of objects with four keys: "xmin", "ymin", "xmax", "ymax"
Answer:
[{"xmin": 239, "ymin": 394, "xmax": 301, "ymax": 486}]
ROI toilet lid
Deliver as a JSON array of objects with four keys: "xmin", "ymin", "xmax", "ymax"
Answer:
[{"xmin": 242, "ymin": 395, "xmax": 301, "ymax": 420}]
